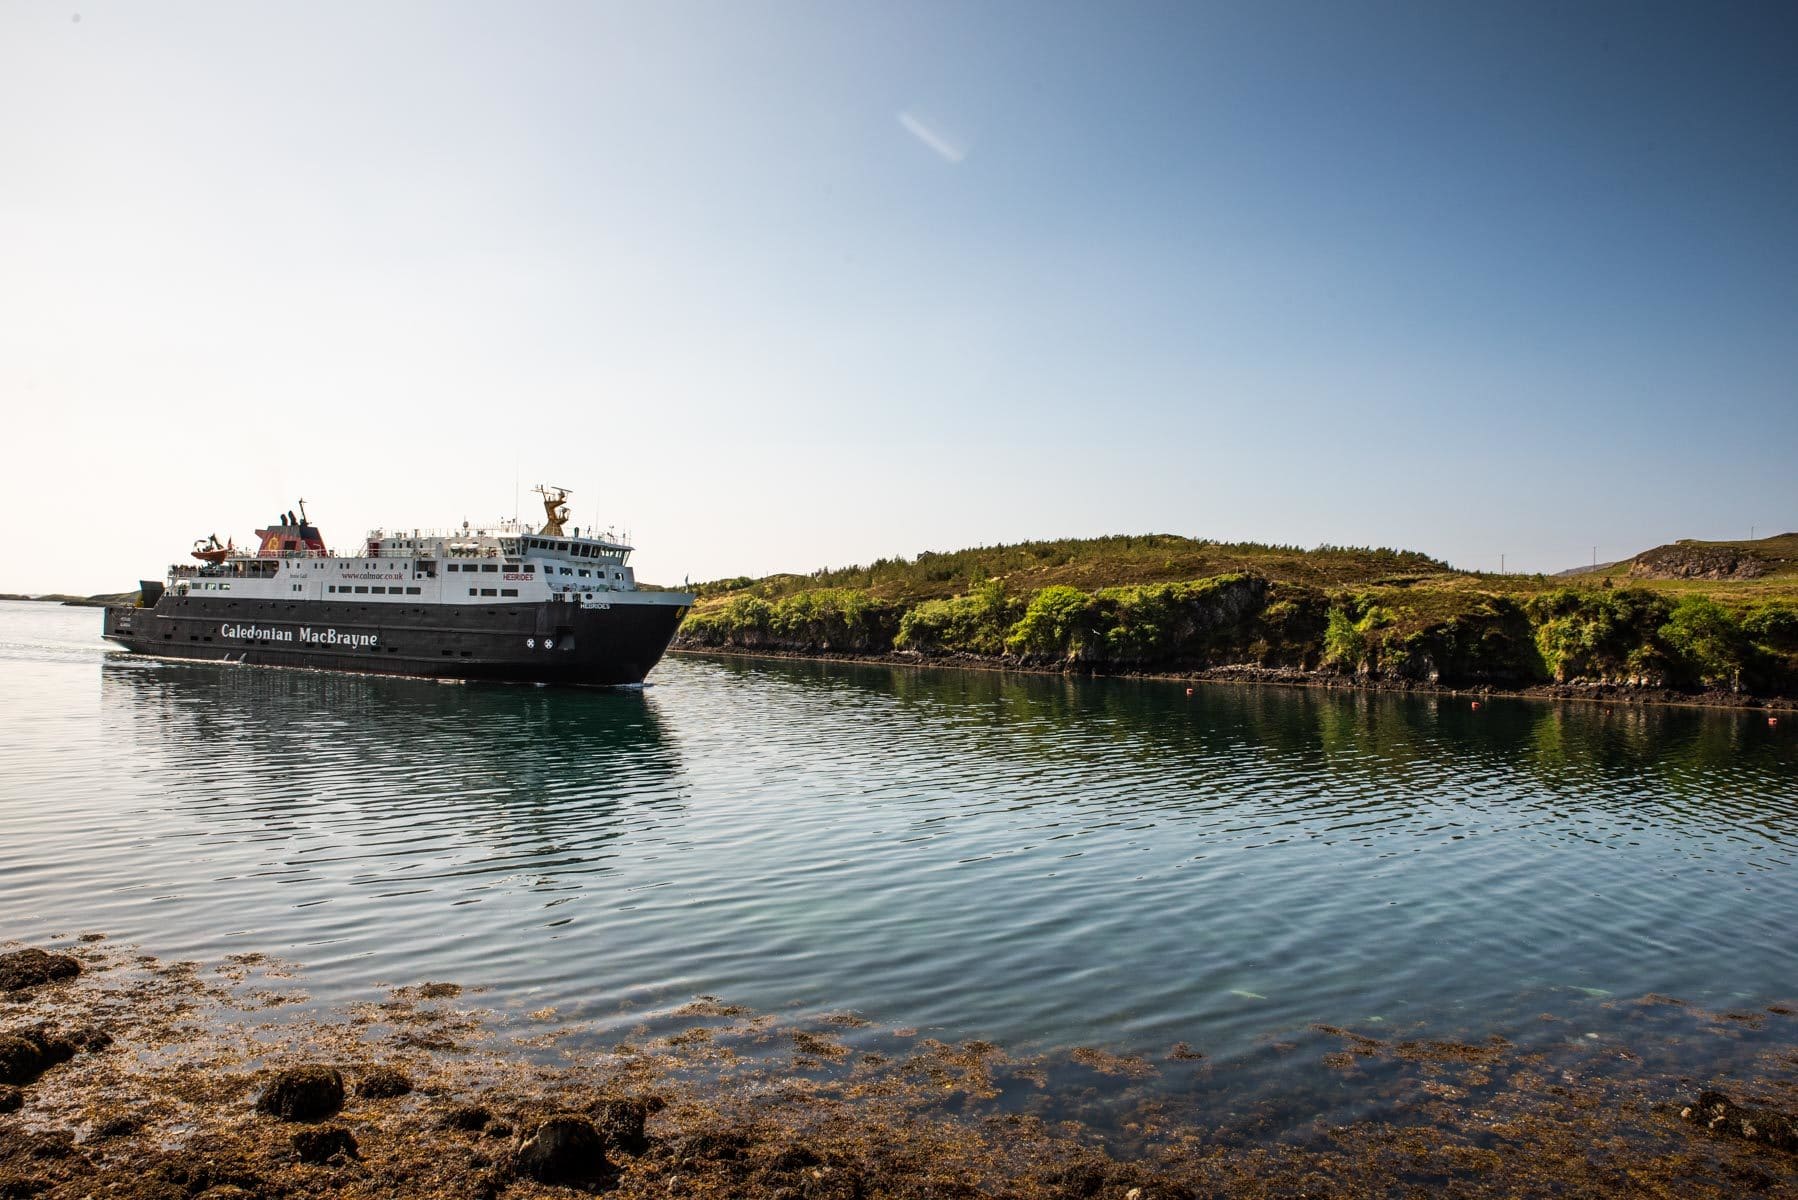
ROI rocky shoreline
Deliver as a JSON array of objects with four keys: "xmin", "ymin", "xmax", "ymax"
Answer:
[
  {"xmin": 669, "ymin": 647, "xmax": 1798, "ymax": 714},
  {"xmin": 6, "ymin": 940, "xmax": 1798, "ymax": 1198}
]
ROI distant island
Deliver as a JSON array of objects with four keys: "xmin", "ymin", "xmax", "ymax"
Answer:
[
  {"xmin": 0, "ymin": 591, "xmax": 138, "ymax": 607},
  {"xmin": 675, "ymin": 533, "xmax": 1798, "ymax": 706}
]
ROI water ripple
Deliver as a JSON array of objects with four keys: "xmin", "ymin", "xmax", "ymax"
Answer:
[{"xmin": 2, "ymin": 601, "xmax": 1796, "ymax": 1065}]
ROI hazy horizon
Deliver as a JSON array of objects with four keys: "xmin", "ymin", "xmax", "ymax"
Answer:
[{"xmin": 5, "ymin": 2, "xmax": 1794, "ymax": 594}]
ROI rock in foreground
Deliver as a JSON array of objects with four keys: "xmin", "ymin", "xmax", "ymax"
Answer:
[
  {"xmin": 0, "ymin": 1030, "xmax": 75, "ymax": 1087},
  {"xmin": 0, "ymin": 949, "xmax": 81, "ymax": 993},
  {"xmin": 255, "ymin": 1065, "xmax": 344, "ymax": 1122},
  {"xmin": 513, "ymin": 1113, "xmax": 610, "ymax": 1185},
  {"xmin": 1686, "ymin": 1089, "xmax": 1798, "ymax": 1154},
  {"xmin": 591, "ymin": 1096, "xmax": 661, "ymax": 1157},
  {"xmin": 356, "ymin": 1066, "xmax": 413, "ymax": 1099},
  {"xmin": 291, "ymin": 1124, "xmax": 358, "ymax": 1165}
]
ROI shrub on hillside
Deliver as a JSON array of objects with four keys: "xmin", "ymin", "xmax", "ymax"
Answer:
[
  {"xmin": 766, "ymin": 589, "xmax": 899, "ymax": 652},
  {"xmin": 1742, "ymin": 603, "xmax": 1798, "ymax": 651},
  {"xmin": 1657, "ymin": 596, "xmax": 1747, "ymax": 689},
  {"xmin": 679, "ymin": 589, "xmax": 898, "ymax": 652},
  {"xmin": 1090, "ymin": 574, "xmax": 1267, "ymax": 664},
  {"xmin": 998, "ymin": 574, "xmax": 1269, "ymax": 666},
  {"xmin": 895, "ymin": 582, "xmax": 1019, "ymax": 655},
  {"xmin": 1526, "ymin": 589, "xmax": 1674, "ymax": 683},
  {"xmin": 1321, "ymin": 594, "xmax": 1393, "ymax": 673},
  {"xmin": 1004, "ymin": 586, "xmax": 1097, "ymax": 660},
  {"xmin": 679, "ymin": 595, "xmax": 775, "ymax": 646}
]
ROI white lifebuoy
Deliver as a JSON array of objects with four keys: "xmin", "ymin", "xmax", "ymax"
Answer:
[
  {"xmin": 543, "ymin": 638, "xmax": 555, "ymax": 650},
  {"xmin": 526, "ymin": 637, "xmax": 535, "ymax": 648}
]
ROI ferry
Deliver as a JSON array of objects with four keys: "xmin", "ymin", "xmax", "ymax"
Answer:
[{"xmin": 101, "ymin": 488, "xmax": 694, "ymax": 685}]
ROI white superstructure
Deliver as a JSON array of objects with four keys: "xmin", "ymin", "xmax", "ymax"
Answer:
[{"xmin": 165, "ymin": 488, "xmax": 684, "ymax": 615}]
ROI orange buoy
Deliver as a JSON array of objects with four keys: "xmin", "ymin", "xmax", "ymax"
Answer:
[
  {"xmin": 1471, "ymin": 701, "xmax": 1481, "ymax": 710},
  {"xmin": 1185, "ymin": 687, "xmax": 1195, "ymax": 696}
]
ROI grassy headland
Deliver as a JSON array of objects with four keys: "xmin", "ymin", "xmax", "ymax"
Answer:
[{"xmin": 675, "ymin": 534, "xmax": 1798, "ymax": 703}]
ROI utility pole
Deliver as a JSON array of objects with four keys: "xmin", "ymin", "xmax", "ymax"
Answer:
[
  {"xmin": 1592, "ymin": 546, "xmax": 1597, "ymax": 569},
  {"xmin": 1500, "ymin": 553, "xmax": 1505, "ymax": 575}
]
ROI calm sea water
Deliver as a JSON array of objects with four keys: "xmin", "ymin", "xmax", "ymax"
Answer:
[{"xmin": 3, "ymin": 599, "xmax": 1795, "ymax": 1076}]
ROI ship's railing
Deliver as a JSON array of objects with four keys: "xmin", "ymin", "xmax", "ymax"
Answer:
[
  {"xmin": 362, "ymin": 542, "xmax": 503, "ymax": 556},
  {"xmin": 366, "ymin": 524, "xmax": 635, "ymax": 549},
  {"xmin": 169, "ymin": 561, "xmax": 282, "ymax": 578},
  {"xmin": 178, "ymin": 530, "xmax": 632, "ymax": 567},
  {"xmin": 203, "ymin": 546, "xmax": 506, "ymax": 562},
  {"xmin": 366, "ymin": 524, "xmax": 531, "ymax": 541}
]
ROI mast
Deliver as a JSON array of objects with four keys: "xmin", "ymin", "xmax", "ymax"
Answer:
[{"xmin": 534, "ymin": 485, "xmax": 572, "ymax": 537}]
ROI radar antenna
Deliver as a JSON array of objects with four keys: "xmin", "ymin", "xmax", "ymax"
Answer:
[{"xmin": 534, "ymin": 485, "xmax": 573, "ymax": 536}]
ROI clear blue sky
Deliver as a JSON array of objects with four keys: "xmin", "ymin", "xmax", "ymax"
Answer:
[{"xmin": 3, "ymin": 1, "xmax": 1794, "ymax": 592}]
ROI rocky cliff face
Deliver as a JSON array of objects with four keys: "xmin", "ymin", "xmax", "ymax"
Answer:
[{"xmin": 1628, "ymin": 543, "xmax": 1771, "ymax": 581}]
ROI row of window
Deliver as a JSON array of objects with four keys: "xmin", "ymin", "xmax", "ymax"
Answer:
[
  {"xmin": 468, "ymin": 588, "xmax": 520, "ymax": 597},
  {"xmin": 444, "ymin": 562, "xmax": 534, "ymax": 574},
  {"xmin": 551, "ymin": 567, "xmax": 625, "ymax": 580},
  {"xmin": 326, "ymin": 585, "xmax": 423, "ymax": 595},
  {"xmin": 524, "ymin": 536, "xmax": 618, "ymax": 561}
]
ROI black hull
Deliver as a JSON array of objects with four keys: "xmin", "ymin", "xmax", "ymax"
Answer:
[{"xmin": 101, "ymin": 594, "xmax": 689, "ymax": 686}]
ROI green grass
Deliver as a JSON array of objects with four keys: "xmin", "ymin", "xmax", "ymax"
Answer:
[{"xmin": 694, "ymin": 535, "xmax": 1458, "ymax": 604}]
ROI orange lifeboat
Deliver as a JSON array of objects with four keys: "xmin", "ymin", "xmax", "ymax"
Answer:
[{"xmin": 190, "ymin": 534, "xmax": 233, "ymax": 564}]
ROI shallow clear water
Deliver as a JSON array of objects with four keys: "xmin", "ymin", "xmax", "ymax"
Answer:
[{"xmin": 3, "ymin": 599, "xmax": 1795, "ymax": 1070}]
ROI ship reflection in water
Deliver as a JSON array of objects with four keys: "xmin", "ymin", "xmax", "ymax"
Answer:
[
  {"xmin": 90, "ymin": 656, "xmax": 690, "ymax": 999},
  {"xmin": 3, "ymin": 597, "xmax": 1795, "ymax": 1131}
]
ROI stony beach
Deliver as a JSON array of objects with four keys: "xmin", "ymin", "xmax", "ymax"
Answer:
[{"xmin": 5, "ymin": 940, "xmax": 1798, "ymax": 1199}]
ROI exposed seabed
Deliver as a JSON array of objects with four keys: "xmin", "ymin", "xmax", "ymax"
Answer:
[{"xmin": 4, "ymin": 939, "xmax": 1798, "ymax": 1198}]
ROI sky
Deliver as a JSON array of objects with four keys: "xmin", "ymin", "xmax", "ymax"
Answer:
[{"xmin": 3, "ymin": 0, "xmax": 1795, "ymax": 593}]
